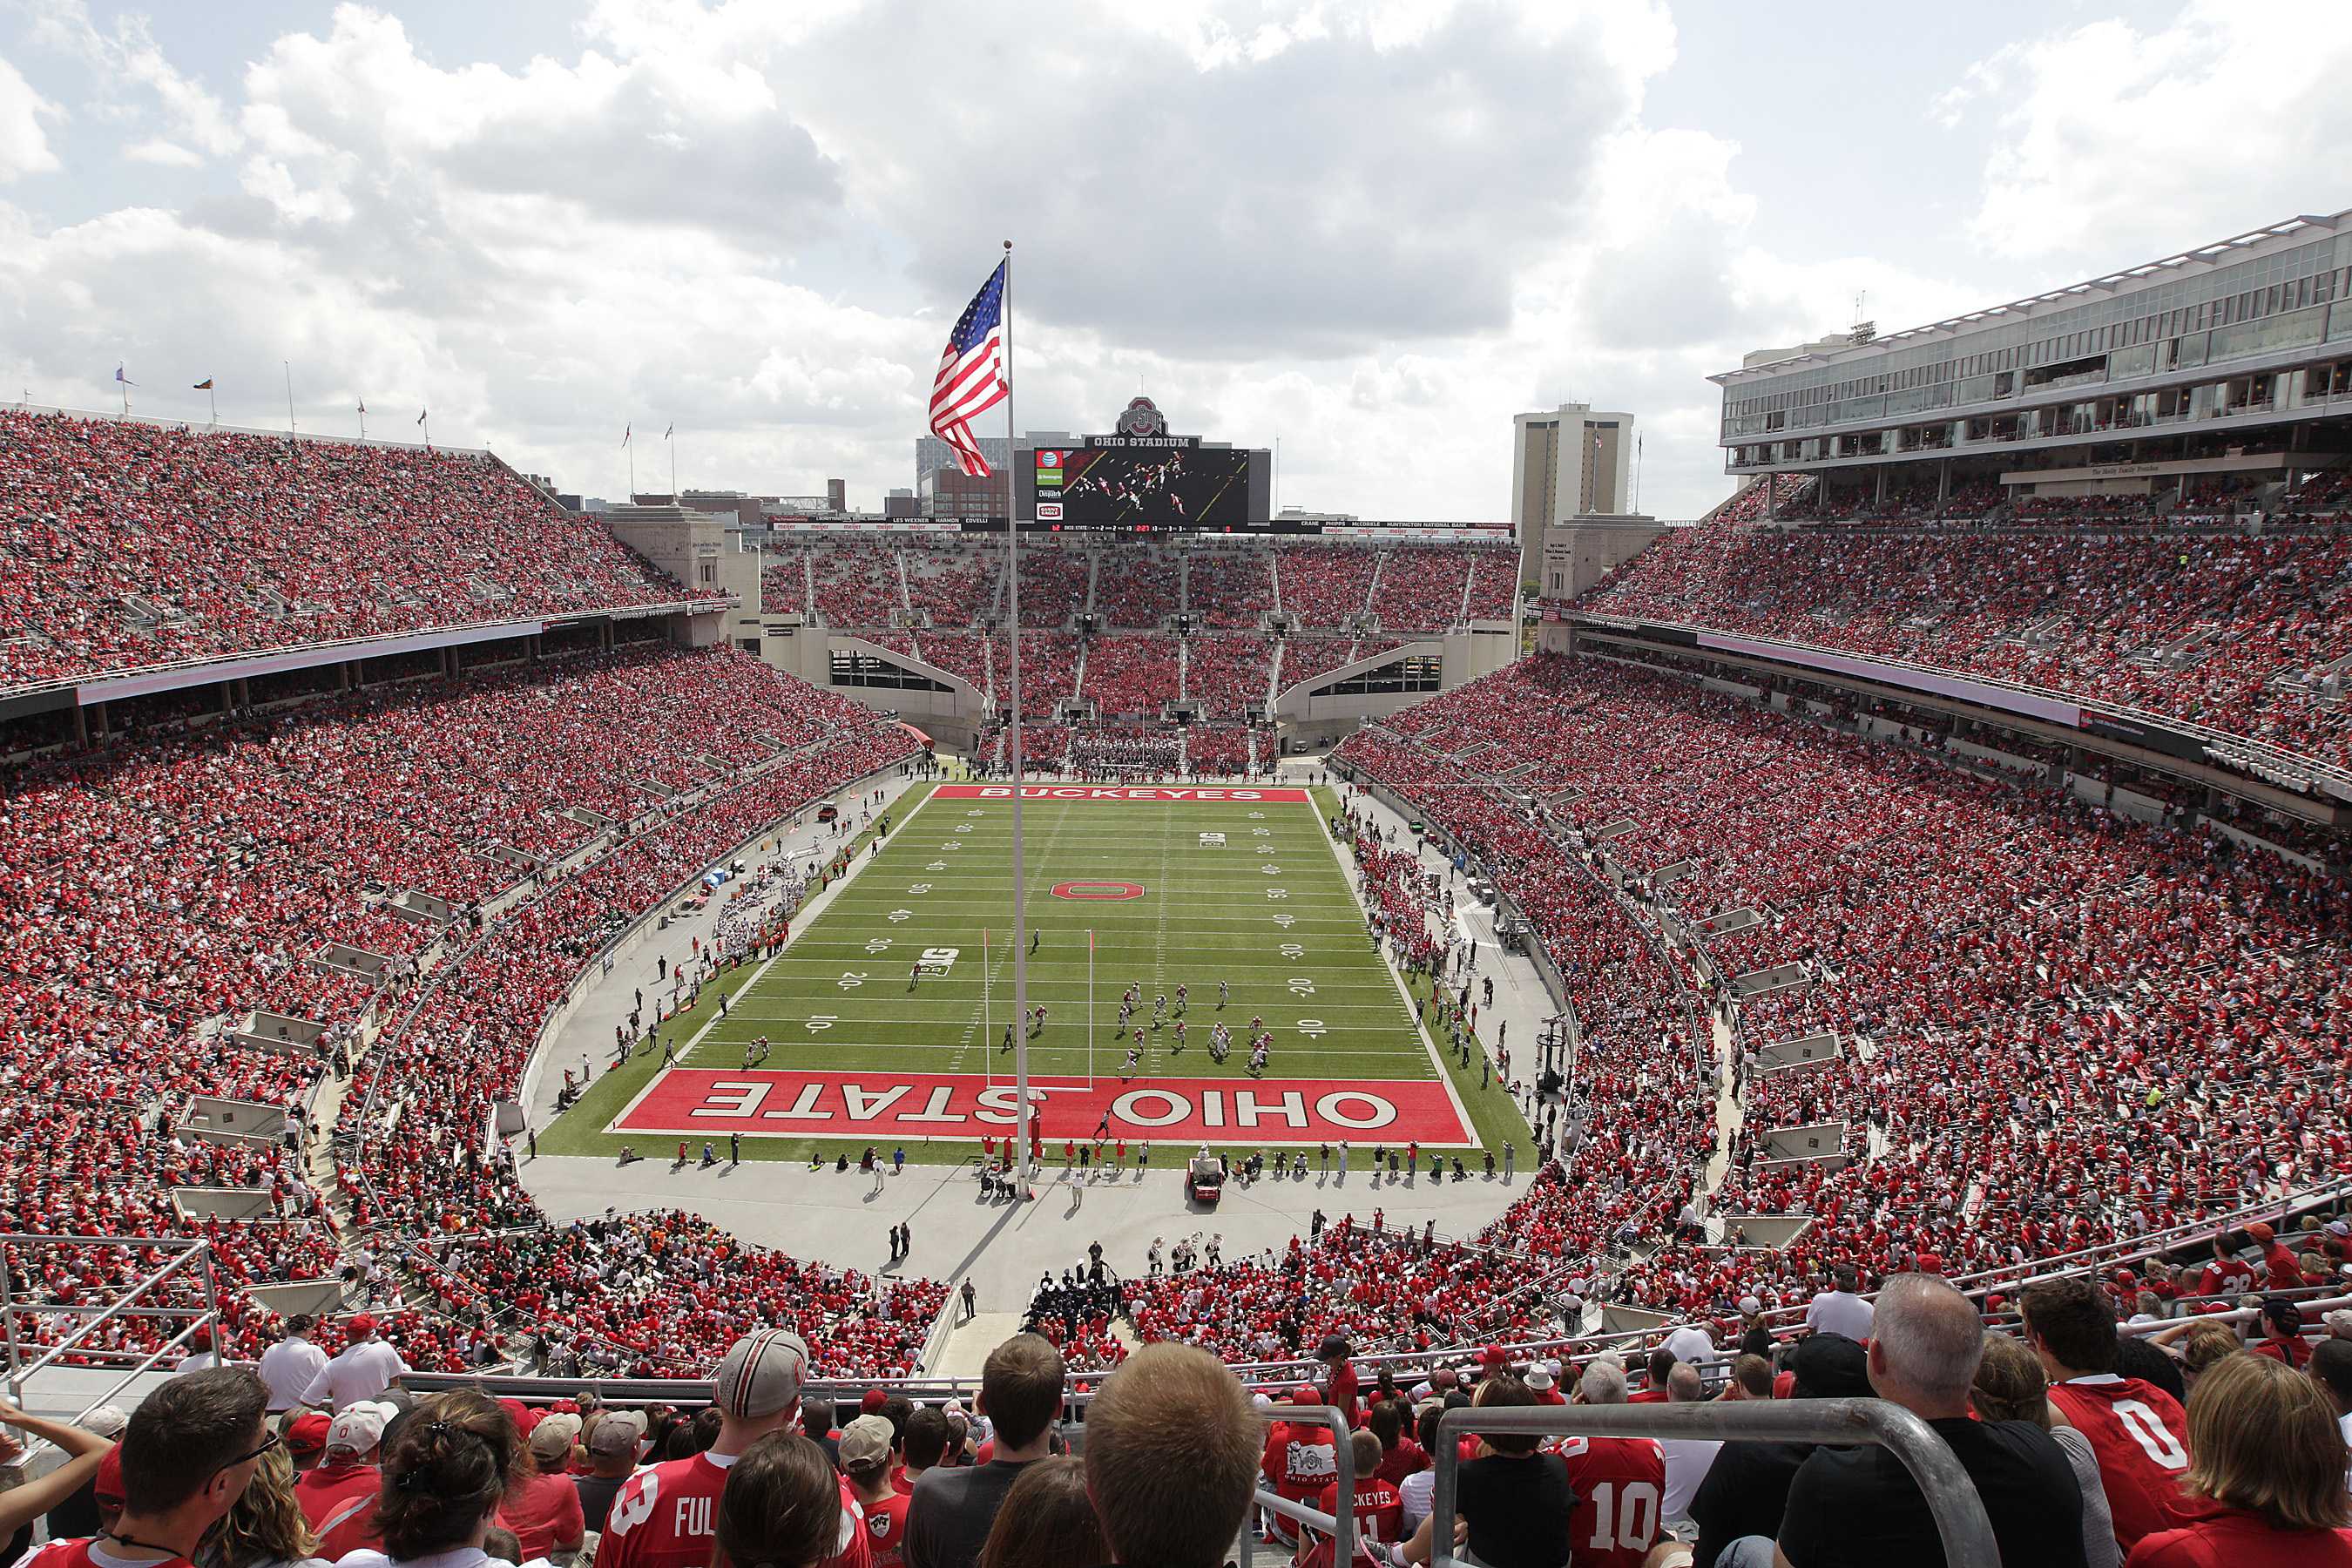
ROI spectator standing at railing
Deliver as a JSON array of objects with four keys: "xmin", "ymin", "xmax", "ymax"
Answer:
[
  {"xmin": 1770, "ymin": 1274, "xmax": 2085, "ymax": 1568},
  {"xmin": 298, "ymin": 1317, "xmax": 408, "ymax": 1412},
  {"xmin": 1261, "ymin": 1387, "xmax": 1340, "ymax": 1546},
  {"xmin": 1801, "ymin": 1269, "xmax": 1872, "ymax": 1342},
  {"xmin": 260, "ymin": 1318, "xmax": 329, "ymax": 1416},
  {"xmin": 599, "ymin": 1331, "xmax": 870, "ymax": 1568}
]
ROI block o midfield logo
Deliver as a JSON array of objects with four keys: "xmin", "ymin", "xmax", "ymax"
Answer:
[{"xmin": 1050, "ymin": 880, "xmax": 1145, "ymax": 901}]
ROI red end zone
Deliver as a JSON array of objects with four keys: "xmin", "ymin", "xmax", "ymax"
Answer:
[
  {"xmin": 933, "ymin": 785, "xmax": 1309, "ymax": 804},
  {"xmin": 612, "ymin": 1070, "xmax": 1471, "ymax": 1146}
]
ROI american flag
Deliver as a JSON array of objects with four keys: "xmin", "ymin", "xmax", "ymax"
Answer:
[{"xmin": 928, "ymin": 260, "xmax": 1010, "ymax": 477}]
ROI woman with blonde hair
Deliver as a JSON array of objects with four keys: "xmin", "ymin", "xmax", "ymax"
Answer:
[
  {"xmin": 2124, "ymin": 1353, "xmax": 2352, "ymax": 1565},
  {"xmin": 1971, "ymin": 1335, "xmax": 2116, "ymax": 1568},
  {"xmin": 206, "ymin": 1446, "xmax": 329, "ymax": 1568}
]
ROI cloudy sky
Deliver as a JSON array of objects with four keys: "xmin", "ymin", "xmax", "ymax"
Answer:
[{"xmin": 0, "ymin": 0, "xmax": 2340, "ymax": 521}]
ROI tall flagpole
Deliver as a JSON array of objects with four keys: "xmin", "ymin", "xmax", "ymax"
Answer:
[
  {"xmin": 284, "ymin": 362, "xmax": 296, "ymax": 438},
  {"xmin": 1004, "ymin": 239, "xmax": 1031, "ymax": 1189}
]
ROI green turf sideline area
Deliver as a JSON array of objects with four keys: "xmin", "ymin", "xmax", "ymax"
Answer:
[{"xmin": 542, "ymin": 780, "xmax": 1532, "ymax": 1164}]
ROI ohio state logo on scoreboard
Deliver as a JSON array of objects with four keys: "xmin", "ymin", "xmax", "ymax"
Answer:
[{"xmin": 1114, "ymin": 396, "xmax": 1167, "ymax": 438}]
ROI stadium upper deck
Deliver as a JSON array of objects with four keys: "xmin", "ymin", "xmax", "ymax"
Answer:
[
  {"xmin": 1719, "ymin": 211, "xmax": 2352, "ymax": 480},
  {"xmin": 0, "ymin": 409, "xmax": 727, "ymax": 709}
]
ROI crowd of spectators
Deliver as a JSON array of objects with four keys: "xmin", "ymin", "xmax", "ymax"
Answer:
[
  {"xmin": 1339, "ymin": 652, "xmax": 2352, "ymax": 1331},
  {"xmin": 1078, "ymin": 635, "xmax": 1179, "ymax": 717},
  {"xmin": 0, "ymin": 629, "xmax": 930, "ymax": 1375},
  {"xmin": 809, "ymin": 541, "xmax": 904, "ymax": 627},
  {"xmin": 902, "ymin": 544, "xmax": 1002, "ymax": 626},
  {"xmin": 1275, "ymin": 545, "xmax": 1380, "ymax": 627},
  {"xmin": 1578, "ymin": 510, "xmax": 2352, "ymax": 764},
  {"xmin": 1015, "ymin": 551, "xmax": 1090, "ymax": 628},
  {"xmin": 1188, "ymin": 550, "xmax": 1277, "ymax": 627},
  {"xmin": 0, "ymin": 411, "xmax": 711, "ymax": 692},
  {"xmin": 1091, "ymin": 545, "xmax": 1181, "ymax": 625},
  {"xmin": 1183, "ymin": 726, "xmax": 1257, "ymax": 777},
  {"xmin": 1185, "ymin": 636, "xmax": 1275, "ymax": 717}
]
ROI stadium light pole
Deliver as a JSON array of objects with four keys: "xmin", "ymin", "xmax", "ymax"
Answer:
[{"xmin": 1003, "ymin": 239, "xmax": 1032, "ymax": 1189}]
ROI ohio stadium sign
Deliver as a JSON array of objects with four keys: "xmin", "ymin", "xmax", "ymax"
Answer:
[{"xmin": 612, "ymin": 1069, "xmax": 1471, "ymax": 1146}]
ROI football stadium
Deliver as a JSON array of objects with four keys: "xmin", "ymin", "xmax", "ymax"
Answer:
[{"xmin": 0, "ymin": 7, "xmax": 2348, "ymax": 1568}]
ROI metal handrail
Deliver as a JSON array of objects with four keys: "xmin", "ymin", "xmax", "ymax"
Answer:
[
  {"xmin": 1427, "ymin": 1402, "xmax": 1997, "ymax": 1568},
  {"xmin": 0, "ymin": 1234, "xmax": 220, "ymax": 1406}
]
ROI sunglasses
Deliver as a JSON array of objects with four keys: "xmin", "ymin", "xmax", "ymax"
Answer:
[{"xmin": 217, "ymin": 1430, "xmax": 283, "ymax": 1473}]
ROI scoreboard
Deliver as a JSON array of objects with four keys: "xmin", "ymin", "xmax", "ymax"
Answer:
[{"xmin": 1028, "ymin": 440, "xmax": 1258, "ymax": 526}]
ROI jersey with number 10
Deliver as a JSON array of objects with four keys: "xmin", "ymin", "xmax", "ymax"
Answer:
[
  {"xmin": 2046, "ymin": 1373, "xmax": 2194, "ymax": 1551},
  {"xmin": 1553, "ymin": 1434, "xmax": 1666, "ymax": 1568}
]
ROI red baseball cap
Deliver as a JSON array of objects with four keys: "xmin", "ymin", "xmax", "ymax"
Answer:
[
  {"xmin": 287, "ymin": 1412, "xmax": 332, "ymax": 1456},
  {"xmin": 2247, "ymin": 1222, "xmax": 2276, "ymax": 1243},
  {"xmin": 1480, "ymin": 1345, "xmax": 1510, "ymax": 1369},
  {"xmin": 860, "ymin": 1389, "xmax": 889, "ymax": 1415},
  {"xmin": 94, "ymin": 1448, "xmax": 125, "ymax": 1508},
  {"xmin": 348, "ymin": 1314, "xmax": 378, "ymax": 1338},
  {"xmin": 1291, "ymin": 1385, "xmax": 1320, "ymax": 1405}
]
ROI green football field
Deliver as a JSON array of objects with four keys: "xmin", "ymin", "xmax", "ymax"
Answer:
[{"xmin": 544, "ymin": 782, "xmax": 1528, "ymax": 1163}]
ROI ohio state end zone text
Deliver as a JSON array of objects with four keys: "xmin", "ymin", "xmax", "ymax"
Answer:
[{"xmin": 611, "ymin": 1070, "xmax": 1473, "ymax": 1146}]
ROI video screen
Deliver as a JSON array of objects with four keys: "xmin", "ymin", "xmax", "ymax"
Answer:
[{"xmin": 1031, "ymin": 445, "xmax": 1254, "ymax": 525}]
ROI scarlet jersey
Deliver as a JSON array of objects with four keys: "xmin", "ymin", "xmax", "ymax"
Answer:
[
  {"xmin": 17, "ymin": 1543, "xmax": 192, "ymax": 1568},
  {"xmin": 2046, "ymin": 1374, "xmax": 2194, "ymax": 1551},
  {"xmin": 2126, "ymin": 1504, "xmax": 2352, "ymax": 1567},
  {"xmin": 1554, "ymin": 1434, "xmax": 1666, "ymax": 1568},
  {"xmin": 1308, "ymin": 1476, "xmax": 1405, "ymax": 1567},
  {"xmin": 294, "ymin": 1459, "xmax": 383, "ymax": 1558},
  {"xmin": 2193, "ymin": 1260, "xmax": 2254, "ymax": 1301},
  {"xmin": 599, "ymin": 1450, "xmax": 870, "ymax": 1568},
  {"xmin": 861, "ymin": 1488, "xmax": 912, "ymax": 1568}
]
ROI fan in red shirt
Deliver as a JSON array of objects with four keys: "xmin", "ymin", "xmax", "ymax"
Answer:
[
  {"xmin": 1302, "ymin": 1433, "xmax": 1403, "ymax": 1568},
  {"xmin": 294, "ymin": 1402, "xmax": 395, "ymax": 1558},
  {"xmin": 1319, "ymin": 1336, "xmax": 1362, "ymax": 1428},
  {"xmin": 24, "ymin": 1368, "xmax": 271, "ymax": 1568},
  {"xmin": 2123, "ymin": 1355, "xmax": 2352, "ymax": 1568},
  {"xmin": 600, "ymin": 1330, "xmax": 869, "ymax": 1568},
  {"xmin": 1261, "ymin": 1387, "xmax": 1339, "ymax": 1545},
  {"xmin": 1551, "ymin": 1355, "xmax": 1666, "ymax": 1568},
  {"xmin": 2022, "ymin": 1277, "xmax": 2196, "ymax": 1552},
  {"xmin": 839, "ymin": 1416, "xmax": 911, "ymax": 1568},
  {"xmin": 2249, "ymin": 1223, "xmax": 2312, "ymax": 1291},
  {"xmin": 2252, "ymin": 1299, "xmax": 2315, "ymax": 1370},
  {"xmin": 2192, "ymin": 1236, "xmax": 2257, "ymax": 1306}
]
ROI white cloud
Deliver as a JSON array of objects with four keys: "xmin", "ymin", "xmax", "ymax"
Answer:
[
  {"xmin": 122, "ymin": 136, "xmax": 201, "ymax": 168},
  {"xmin": 1945, "ymin": 0, "xmax": 2352, "ymax": 262},
  {"xmin": 17, "ymin": 0, "xmax": 2295, "ymax": 526},
  {"xmin": 0, "ymin": 54, "xmax": 59, "ymax": 181},
  {"xmin": 24, "ymin": 1, "xmax": 238, "ymax": 159}
]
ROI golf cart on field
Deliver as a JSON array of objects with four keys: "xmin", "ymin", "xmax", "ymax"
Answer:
[{"xmin": 1187, "ymin": 1152, "xmax": 1228, "ymax": 1206}]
